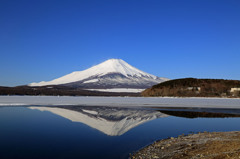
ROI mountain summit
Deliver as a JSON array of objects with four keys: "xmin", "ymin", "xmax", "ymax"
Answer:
[{"xmin": 29, "ymin": 59, "xmax": 168, "ymax": 92}]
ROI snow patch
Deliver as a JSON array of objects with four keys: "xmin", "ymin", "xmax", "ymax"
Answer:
[
  {"xmin": 83, "ymin": 79, "xmax": 99, "ymax": 84},
  {"xmin": 82, "ymin": 109, "xmax": 98, "ymax": 115},
  {"xmin": 85, "ymin": 88, "xmax": 145, "ymax": 93}
]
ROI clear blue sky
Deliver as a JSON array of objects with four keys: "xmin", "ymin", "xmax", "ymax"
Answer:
[{"xmin": 1, "ymin": 0, "xmax": 240, "ymax": 86}]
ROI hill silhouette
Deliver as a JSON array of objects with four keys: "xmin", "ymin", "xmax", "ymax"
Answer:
[{"xmin": 142, "ymin": 78, "xmax": 240, "ymax": 98}]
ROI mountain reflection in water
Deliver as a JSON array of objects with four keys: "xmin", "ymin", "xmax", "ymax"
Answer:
[
  {"xmin": 29, "ymin": 106, "xmax": 168, "ymax": 136},
  {"xmin": 29, "ymin": 106, "xmax": 240, "ymax": 136}
]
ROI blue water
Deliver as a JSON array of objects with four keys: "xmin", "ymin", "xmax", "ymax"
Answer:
[{"xmin": 0, "ymin": 106, "xmax": 240, "ymax": 159}]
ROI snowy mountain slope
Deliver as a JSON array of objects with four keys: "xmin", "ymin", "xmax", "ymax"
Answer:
[
  {"xmin": 29, "ymin": 106, "xmax": 168, "ymax": 136},
  {"xmin": 29, "ymin": 59, "xmax": 169, "ymax": 90}
]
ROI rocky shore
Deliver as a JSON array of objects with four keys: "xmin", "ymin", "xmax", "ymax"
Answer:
[{"xmin": 130, "ymin": 131, "xmax": 240, "ymax": 159}]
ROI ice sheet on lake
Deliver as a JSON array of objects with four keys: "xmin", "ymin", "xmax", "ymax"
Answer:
[{"xmin": 0, "ymin": 96, "xmax": 240, "ymax": 109}]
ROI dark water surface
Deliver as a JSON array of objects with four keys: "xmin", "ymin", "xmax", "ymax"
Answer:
[{"xmin": 0, "ymin": 106, "xmax": 240, "ymax": 159}]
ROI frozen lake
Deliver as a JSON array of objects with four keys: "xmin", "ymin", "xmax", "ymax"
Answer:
[{"xmin": 0, "ymin": 96, "xmax": 240, "ymax": 108}]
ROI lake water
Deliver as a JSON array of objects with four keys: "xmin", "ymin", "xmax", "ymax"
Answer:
[{"xmin": 1, "ymin": 105, "xmax": 240, "ymax": 159}]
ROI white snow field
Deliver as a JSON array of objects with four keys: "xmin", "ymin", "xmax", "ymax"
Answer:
[{"xmin": 0, "ymin": 96, "xmax": 240, "ymax": 109}]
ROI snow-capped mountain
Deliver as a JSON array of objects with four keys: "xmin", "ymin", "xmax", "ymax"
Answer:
[
  {"xmin": 29, "ymin": 59, "xmax": 169, "ymax": 92},
  {"xmin": 29, "ymin": 106, "xmax": 168, "ymax": 136}
]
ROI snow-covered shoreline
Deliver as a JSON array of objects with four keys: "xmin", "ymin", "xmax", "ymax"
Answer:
[{"xmin": 0, "ymin": 95, "xmax": 240, "ymax": 109}]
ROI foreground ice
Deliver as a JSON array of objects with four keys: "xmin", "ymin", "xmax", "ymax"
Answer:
[{"xmin": 0, "ymin": 96, "xmax": 240, "ymax": 109}]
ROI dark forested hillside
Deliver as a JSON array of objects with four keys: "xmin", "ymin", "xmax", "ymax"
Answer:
[
  {"xmin": 0, "ymin": 86, "xmax": 140, "ymax": 97},
  {"xmin": 142, "ymin": 78, "xmax": 240, "ymax": 98}
]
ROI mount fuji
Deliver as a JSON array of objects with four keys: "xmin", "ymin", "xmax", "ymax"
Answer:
[{"xmin": 29, "ymin": 59, "xmax": 169, "ymax": 93}]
